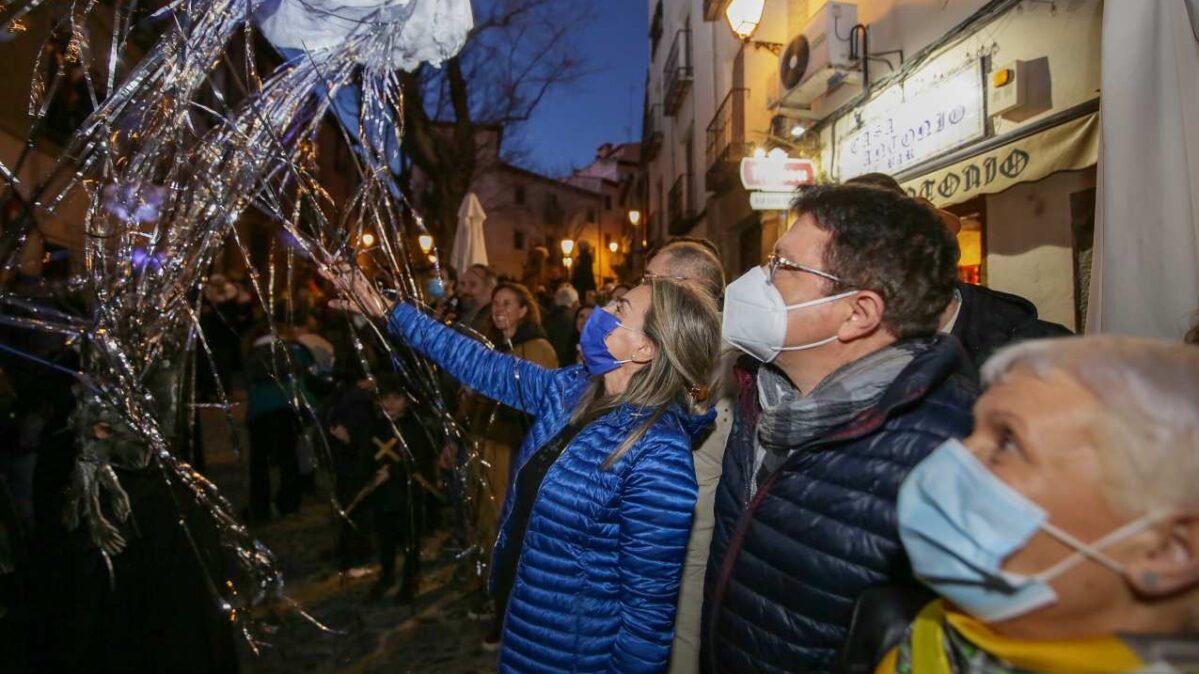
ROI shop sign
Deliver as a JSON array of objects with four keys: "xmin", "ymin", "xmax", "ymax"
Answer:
[
  {"xmin": 900, "ymin": 112, "xmax": 1099, "ymax": 206},
  {"xmin": 740, "ymin": 150, "xmax": 817, "ymax": 192},
  {"xmin": 835, "ymin": 65, "xmax": 985, "ymax": 180},
  {"xmin": 749, "ymin": 191, "xmax": 795, "ymax": 211}
]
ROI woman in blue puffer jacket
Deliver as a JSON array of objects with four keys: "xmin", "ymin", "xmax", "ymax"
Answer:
[{"xmin": 325, "ymin": 266, "xmax": 722, "ymax": 673}]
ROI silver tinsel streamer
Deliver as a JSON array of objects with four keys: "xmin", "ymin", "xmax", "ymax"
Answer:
[{"xmin": 0, "ymin": 0, "xmax": 490, "ymax": 651}]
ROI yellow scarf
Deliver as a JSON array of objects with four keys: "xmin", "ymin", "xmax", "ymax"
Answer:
[{"xmin": 876, "ymin": 601, "xmax": 1147, "ymax": 674}]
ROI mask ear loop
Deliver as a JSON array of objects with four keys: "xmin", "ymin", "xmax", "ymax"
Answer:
[
  {"xmin": 1035, "ymin": 511, "xmax": 1169, "ymax": 581},
  {"xmin": 614, "ymin": 323, "xmax": 654, "ymax": 366}
]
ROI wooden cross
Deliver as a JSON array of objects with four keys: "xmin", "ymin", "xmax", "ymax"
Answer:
[{"xmin": 373, "ymin": 437, "xmax": 400, "ymax": 462}]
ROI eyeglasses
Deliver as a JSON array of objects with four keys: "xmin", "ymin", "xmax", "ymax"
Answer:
[
  {"xmin": 640, "ymin": 271, "xmax": 691, "ymax": 285},
  {"xmin": 765, "ymin": 253, "xmax": 843, "ymax": 286}
]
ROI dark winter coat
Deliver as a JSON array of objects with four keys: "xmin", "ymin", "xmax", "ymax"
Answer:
[
  {"xmin": 951, "ymin": 281, "xmax": 1072, "ymax": 373},
  {"xmin": 702, "ymin": 336, "xmax": 977, "ymax": 673}
]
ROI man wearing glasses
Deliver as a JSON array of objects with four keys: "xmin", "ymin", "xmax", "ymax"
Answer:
[{"xmin": 701, "ymin": 185, "xmax": 979, "ymax": 673}]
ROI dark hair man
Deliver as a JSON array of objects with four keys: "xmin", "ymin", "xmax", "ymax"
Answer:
[
  {"xmin": 703, "ymin": 184, "xmax": 978, "ymax": 672},
  {"xmin": 845, "ymin": 173, "xmax": 1072, "ymax": 371}
]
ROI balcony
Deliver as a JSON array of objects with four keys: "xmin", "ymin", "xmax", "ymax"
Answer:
[
  {"xmin": 663, "ymin": 29, "xmax": 693, "ymax": 117},
  {"xmin": 668, "ymin": 173, "xmax": 698, "ymax": 236},
  {"xmin": 642, "ymin": 104, "xmax": 664, "ymax": 163},
  {"xmin": 703, "ymin": 0, "xmax": 730, "ymax": 21},
  {"xmin": 705, "ymin": 88, "xmax": 749, "ymax": 194}
]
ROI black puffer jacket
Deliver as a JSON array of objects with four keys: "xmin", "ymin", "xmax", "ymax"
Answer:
[
  {"xmin": 701, "ymin": 336, "xmax": 977, "ymax": 674},
  {"xmin": 951, "ymin": 281, "xmax": 1072, "ymax": 373}
]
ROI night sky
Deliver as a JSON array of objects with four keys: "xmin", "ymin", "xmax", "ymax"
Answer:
[{"xmin": 515, "ymin": 0, "xmax": 649, "ymax": 176}]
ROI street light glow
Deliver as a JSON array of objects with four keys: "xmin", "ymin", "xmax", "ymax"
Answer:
[
  {"xmin": 725, "ymin": 0, "xmax": 766, "ymax": 40},
  {"xmin": 560, "ymin": 239, "xmax": 575, "ymax": 256},
  {"xmin": 628, "ymin": 210, "xmax": 642, "ymax": 226},
  {"xmin": 608, "ymin": 241, "xmax": 619, "ymax": 253},
  {"xmin": 361, "ymin": 232, "xmax": 376, "ymax": 247},
  {"xmin": 563, "ymin": 256, "xmax": 574, "ymax": 269},
  {"xmin": 418, "ymin": 234, "xmax": 434, "ymax": 254}
]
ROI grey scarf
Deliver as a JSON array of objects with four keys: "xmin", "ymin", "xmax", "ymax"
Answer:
[{"xmin": 752, "ymin": 340, "xmax": 929, "ymax": 492}]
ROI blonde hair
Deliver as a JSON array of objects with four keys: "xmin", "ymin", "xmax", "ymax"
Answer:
[
  {"xmin": 571, "ymin": 278, "xmax": 722, "ymax": 469},
  {"xmin": 982, "ymin": 337, "xmax": 1199, "ymax": 516}
]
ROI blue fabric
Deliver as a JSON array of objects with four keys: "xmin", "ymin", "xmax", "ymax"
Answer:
[
  {"xmin": 387, "ymin": 303, "xmax": 708, "ymax": 673},
  {"xmin": 701, "ymin": 336, "xmax": 978, "ymax": 674}
]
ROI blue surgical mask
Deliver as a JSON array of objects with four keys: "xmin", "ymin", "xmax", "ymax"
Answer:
[
  {"xmin": 898, "ymin": 438, "xmax": 1164, "ymax": 622},
  {"xmin": 578, "ymin": 307, "xmax": 644, "ymax": 376}
]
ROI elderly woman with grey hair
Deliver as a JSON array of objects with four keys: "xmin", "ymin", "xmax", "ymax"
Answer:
[{"xmin": 862, "ymin": 336, "xmax": 1199, "ymax": 674}]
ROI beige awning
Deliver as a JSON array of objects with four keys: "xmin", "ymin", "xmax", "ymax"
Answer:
[{"xmin": 901, "ymin": 112, "xmax": 1099, "ymax": 207}]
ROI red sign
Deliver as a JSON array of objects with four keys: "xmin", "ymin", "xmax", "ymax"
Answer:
[{"xmin": 739, "ymin": 151, "xmax": 817, "ymax": 192}]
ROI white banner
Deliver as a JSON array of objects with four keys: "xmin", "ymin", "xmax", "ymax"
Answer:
[{"xmin": 835, "ymin": 65, "xmax": 985, "ymax": 180}]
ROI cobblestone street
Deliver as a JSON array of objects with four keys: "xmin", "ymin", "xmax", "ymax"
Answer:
[{"xmin": 200, "ymin": 408, "xmax": 499, "ymax": 674}]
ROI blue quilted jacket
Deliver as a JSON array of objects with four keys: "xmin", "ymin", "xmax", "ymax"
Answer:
[
  {"xmin": 387, "ymin": 303, "xmax": 705, "ymax": 673},
  {"xmin": 701, "ymin": 336, "xmax": 977, "ymax": 674}
]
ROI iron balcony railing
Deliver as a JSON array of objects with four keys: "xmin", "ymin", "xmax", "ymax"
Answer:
[
  {"xmin": 663, "ymin": 28, "xmax": 693, "ymax": 117},
  {"xmin": 642, "ymin": 103, "xmax": 664, "ymax": 162},
  {"xmin": 668, "ymin": 173, "xmax": 696, "ymax": 235},
  {"xmin": 705, "ymin": 88, "xmax": 749, "ymax": 192}
]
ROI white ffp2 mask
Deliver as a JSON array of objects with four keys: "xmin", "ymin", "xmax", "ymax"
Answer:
[{"xmin": 722, "ymin": 265, "xmax": 858, "ymax": 363}]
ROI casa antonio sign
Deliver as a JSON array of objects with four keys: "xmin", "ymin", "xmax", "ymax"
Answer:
[
  {"xmin": 907, "ymin": 147, "xmax": 1030, "ymax": 201},
  {"xmin": 900, "ymin": 112, "xmax": 1100, "ymax": 207}
]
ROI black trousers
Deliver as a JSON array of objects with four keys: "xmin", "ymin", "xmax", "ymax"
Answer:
[
  {"xmin": 374, "ymin": 499, "xmax": 422, "ymax": 586},
  {"xmin": 247, "ymin": 409, "xmax": 301, "ymax": 520}
]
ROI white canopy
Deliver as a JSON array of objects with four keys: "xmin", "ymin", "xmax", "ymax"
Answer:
[
  {"xmin": 1088, "ymin": 1, "xmax": 1199, "ymax": 338},
  {"xmin": 451, "ymin": 192, "xmax": 489, "ymax": 273}
]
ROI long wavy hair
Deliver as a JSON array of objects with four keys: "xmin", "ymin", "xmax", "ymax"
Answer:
[{"xmin": 570, "ymin": 277, "xmax": 722, "ymax": 468}]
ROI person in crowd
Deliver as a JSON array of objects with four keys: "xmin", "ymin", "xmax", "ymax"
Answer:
[
  {"xmin": 521, "ymin": 246, "xmax": 550, "ymax": 294},
  {"xmin": 846, "ymin": 173, "xmax": 1072, "ymax": 371},
  {"xmin": 464, "ymin": 282, "xmax": 558, "ymax": 646},
  {"xmin": 456, "ymin": 264, "xmax": 500, "ymax": 336},
  {"xmin": 644, "ymin": 239, "xmax": 727, "ymax": 300},
  {"xmin": 860, "ymin": 336, "xmax": 1199, "ymax": 673},
  {"xmin": 610, "ymin": 283, "xmax": 632, "ymax": 303},
  {"xmin": 642, "ymin": 239, "xmax": 730, "ymax": 674},
  {"xmin": 705, "ymin": 184, "xmax": 978, "ymax": 673},
  {"xmin": 365, "ymin": 377, "xmax": 436, "ymax": 604},
  {"xmin": 327, "ymin": 374, "xmax": 377, "ymax": 574},
  {"xmin": 544, "ymin": 284, "xmax": 580, "ymax": 368},
  {"xmin": 571, "ymin": 240, "xmax": 597, "ymax": 298},
  {"xmin": 245, "ymin": 315, "xmax": 315, "ymax": 522},
  {"xmin": 324, "ymin": 262, "xmax": 722, "ymax": 674},
  {"xmin": 573, "ymin": 304, "xmax": 595, "ymax": 364}
]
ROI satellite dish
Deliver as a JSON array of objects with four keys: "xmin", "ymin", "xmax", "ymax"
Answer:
[{"xmin": 779, "ymin": 34, "xmax": 810, "ymax": 90}]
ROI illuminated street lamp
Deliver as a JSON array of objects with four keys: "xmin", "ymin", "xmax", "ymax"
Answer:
[
  {"xmin": 563, "ymin": 257, "xmax": 574, "ymax": 269},
  {"xmin": 628, "ymin": 210, "xmax": 642, "ymax": 227},
  {"xmin": 360, "ymin": 232, "xmax": 376, "ymax": 247},
  {"xmin": 725, "ymin": 0, "xmax": 766, "ymax": 40},
  {"xmin": 608, "ymin": 241, "xmax": 619, "ymax": 254},
  {"xmin": 418, "ymin": 234, "xmax": 434, "ymax": 254},
  {"xmin": 560, "ymin": 238, "xmax": 575, "ymax": 256}
]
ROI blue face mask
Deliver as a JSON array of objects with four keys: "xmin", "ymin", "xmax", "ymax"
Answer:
[
  {"xmin": 898, "ymin": 439, "xmax": 1163, "ymax": 623},
  {"xmin": 578, "ymin": 307, "xmax": 644, "ymax": 376}
]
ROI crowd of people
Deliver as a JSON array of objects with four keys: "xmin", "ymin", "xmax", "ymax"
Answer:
[
  {"xmin": 2, "ymin": 176, "xmax": 1198, "ymax": 673},
  {"xmin": 326, "ymin": 178, "xmax": 1199, "ymax": 673}
]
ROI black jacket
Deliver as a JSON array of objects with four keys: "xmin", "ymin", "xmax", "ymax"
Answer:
[
  {"xmin": 702, "ymin": 337, "xmax": 978, "ymax": 674},
  {"xmin": 951, "ymin": 282, "xmax": 1072, "ymax": 373},
  {"xmin": 543, "ymin": 305, "xmax": 577, "ymax": 368}
]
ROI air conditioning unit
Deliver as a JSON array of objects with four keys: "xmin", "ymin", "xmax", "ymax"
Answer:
[{"xmin": 777, "ymin": 1, "xmax": 858, "ymax": 109}]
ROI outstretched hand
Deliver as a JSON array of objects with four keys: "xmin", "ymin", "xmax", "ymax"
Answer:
[{"xmin": 319, "ymin": 262, "xmax": 390, "ymax": 319}]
